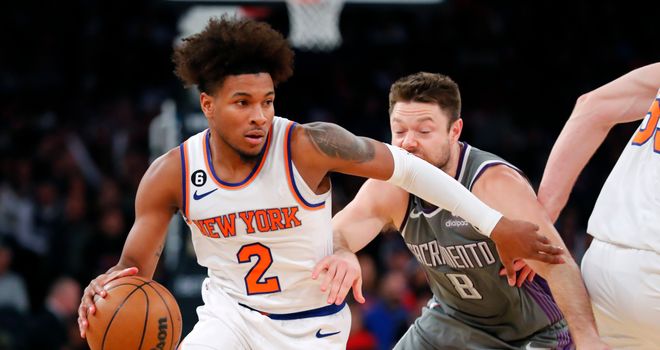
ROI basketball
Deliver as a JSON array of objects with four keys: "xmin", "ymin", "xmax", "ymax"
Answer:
[{"xmin": 86, "ymin": 276, "xmax": 182, "ymax": 350}]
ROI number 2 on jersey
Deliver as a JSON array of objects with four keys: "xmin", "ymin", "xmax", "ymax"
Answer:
[
  {"xmin": 631, "ymin": 97, "xmax": 660, "ymax": 153},
  {"xmin": 237, "ymin": 243, "xmax": 281, "ymax": 295}
]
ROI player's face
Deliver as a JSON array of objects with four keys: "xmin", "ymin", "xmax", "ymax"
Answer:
[
  {"xmin": 390, "ymin": 101, "xmax": 461, "ymax": 170},
  {"xmin": 201, "ymin": 73, "xmax": 275, "ymax": 159}
]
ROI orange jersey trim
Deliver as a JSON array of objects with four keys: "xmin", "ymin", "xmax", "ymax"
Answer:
[
  {"xmin": 179, "ymin": 140, "xmax": 191, "ymax": 223},
  {"xmin": 283, "ymin": 122, "xmax": 326, "ymax": 211},
  {"xmin": 203, "ymin": 127, "xmax": 273, "ymax": 190}
]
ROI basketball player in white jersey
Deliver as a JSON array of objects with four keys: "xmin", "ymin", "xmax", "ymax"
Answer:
[
  {"xmin": 538, "ymin": 63, "xmax": 660, "ymax": 349},
  {"xmin": 76, "ymin": 17, "xmax": 563, "ymax": 349}
]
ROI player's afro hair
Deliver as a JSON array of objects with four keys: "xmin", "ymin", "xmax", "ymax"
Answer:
[{"xmin": 173, "ymin": 16, "xmax": 294, "ymax": 93}]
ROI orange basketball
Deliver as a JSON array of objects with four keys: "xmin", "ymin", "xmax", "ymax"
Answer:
[{"xmin": 86, "ymin": 276, "xmax": 182, "ymax": 350}]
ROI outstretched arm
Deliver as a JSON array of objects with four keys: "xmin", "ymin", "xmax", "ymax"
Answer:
[
  {"xmin": 473, "ymin": 165, "xmax": 607, "ymax": 348},
  {"xmin": 294, "ymin": 122, "xmax": 501, "ymax": 235},
  {"xmin": 294, "ymin": 122, "xmax": 562, "ymax": 282},
  {"xmin": 538, "ymin": 63, "xmax": 660, "ymax": 222}
]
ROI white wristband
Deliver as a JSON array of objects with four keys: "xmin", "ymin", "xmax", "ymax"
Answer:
[{"xmin": 385, "ymin": 144, "xmax": 502, "ymax": 236}]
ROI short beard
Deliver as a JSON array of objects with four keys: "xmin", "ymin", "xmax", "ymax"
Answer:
[
  {"xmin": 435, "ymin": 141, "xmax": 452, "ymax": 172},
  {"xmin": 228, "ymin": 142, "xmax": 262, "ymax": 163},
  {"xmin": 436, "ymin": 154, "xmax": 450, "ymax": 171},
  {"xmin": 213, "ymin": 129, "xmax": 265, "ymax": 164},
  {"xmin": 238, "ymin": 151, "xmax": 261, "ymax": 163}
]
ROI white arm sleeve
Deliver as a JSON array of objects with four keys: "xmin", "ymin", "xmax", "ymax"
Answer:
[{"xmin": 385, "ymin": 144, "xmax": 502, "ymax": 236}]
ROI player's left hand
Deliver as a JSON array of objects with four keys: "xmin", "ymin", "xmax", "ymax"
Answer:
[
  {"xmin": 499, "ymin": 259, "xmax": 536, "ymax": 287},
  {"xmin": 312, "ymin": 249, "xmax": 365, "ymax": 305}
]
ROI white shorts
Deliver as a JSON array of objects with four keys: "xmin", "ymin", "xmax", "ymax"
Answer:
[
  {"xmin": 581, "ymin": 238, "xmax": 660, "ymax": 349},
  {"xmin": 180, "ymin": 278, "xmax": 351, "ymax": 350}
]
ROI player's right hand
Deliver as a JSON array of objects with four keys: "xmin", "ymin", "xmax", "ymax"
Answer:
[
  {"xmin": 78, "ymin": 267, "xmax": 138, "ymax": 338},
  {"xmin": 491, "ymin": 217, "xmax": 565, "ymax": 286}
]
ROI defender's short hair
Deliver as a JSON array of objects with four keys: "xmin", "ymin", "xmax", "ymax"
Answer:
[{"xmin": 389, "ymin": 72, "xmax": 462, "ymax": 125}]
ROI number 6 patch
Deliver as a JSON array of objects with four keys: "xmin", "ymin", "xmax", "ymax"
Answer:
[{"xmin": 191, "ymin": 170, "xmax": 207, "ymax": 187}]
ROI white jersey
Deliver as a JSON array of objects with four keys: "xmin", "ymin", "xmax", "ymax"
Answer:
[
  {"xmin": 179, "ymin": 116, "xmax": 333, "ymax": 314},
  {"xmin": 587, "ymin": 90, "xmax": 660, "ymax": 252}
]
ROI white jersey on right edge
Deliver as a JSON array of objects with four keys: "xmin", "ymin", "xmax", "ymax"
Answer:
[{"xmin": 588, "ymin": 89, "xmax": 660, "ymax": 252}]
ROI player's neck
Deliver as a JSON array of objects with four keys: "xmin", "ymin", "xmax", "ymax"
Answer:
[
  {"xmin": 441, "ymin": 141, "xmax": 463, "ymax": 179},
  {"xmin": 208, "ymin": 132, "xmax": 261, "ymax": 181}
]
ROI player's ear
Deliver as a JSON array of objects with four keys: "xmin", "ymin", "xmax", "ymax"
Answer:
[
  {"xmin": 450, "ymin": 118, "xmax": 463, "ymax": 141},
  {"xmin": 200, "ymin": 92, "xmax": 214, "ymax": 121}
]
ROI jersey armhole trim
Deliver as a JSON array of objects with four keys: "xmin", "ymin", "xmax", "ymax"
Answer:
[
  {"xmin": 284, "ymin": 122, "xmax": 326, "ymax": 210},
  {"xmin": 398, "ymin": 194, "xmax": 413, "ymax": 232},
  {"xmin": 468, "ymin": 161, "xmax": 523, "ymax": 191},
  {"xmin": 179, "ymin": 141, "xmax": 191, "ymax": 222}
]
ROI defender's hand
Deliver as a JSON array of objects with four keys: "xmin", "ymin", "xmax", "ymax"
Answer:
[
  {"xmin": 78, "ymin": 267, "xmax": 138, "ymax": 338},
  {"xmin": 491, "ymin": 217, "xmax": 564, "ymax": 286},
  {"xmin": 499, "ymin": 259, "xmax": 536, "ymax": 287},
  {"xmin": 312, "ymin": 250, "xmax": 365, "ymax": 305}
]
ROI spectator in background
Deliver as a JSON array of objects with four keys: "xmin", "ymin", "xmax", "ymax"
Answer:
[
  {"xmin": 0, "ymin": 239, "xmax": 29, "ymax": 314},
  {"xmin": 0, "ymin": 239, "xmax": 30, "ymax": 350},
  {"xmin": 26, "ymin": 277, "xmax": 81, "ymax": 350},
  {"xmin": 356, "ymin": 254, "xmax": 378, "ymax": 307},
  {"xmin": 346, "ymin": 302, "xmax": 378, "ymax": 350},
  {"xmin": 82, "ymin": 206, "xmax": 127, "ymax": 282},
  {"xmin": 363, "ymin": 271, "xmax": 410, "ymax": 350}
]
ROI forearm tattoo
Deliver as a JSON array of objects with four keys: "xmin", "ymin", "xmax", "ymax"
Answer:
[{"xmin": 304, "ymin": 122, "xmax": 375, "ymax": 162}]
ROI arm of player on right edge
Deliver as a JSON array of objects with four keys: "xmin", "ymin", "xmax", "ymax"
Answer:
[
  {"xmin": 538, "ymin": 62, "xmax": 660, "ymax": 222},
  {"xmin": 77, "ymin": 149, "xmax": 181, "ymax": 338},
  {"xmin": 474, "ymin": 166, "xmax": 609, "ymax": 349}
]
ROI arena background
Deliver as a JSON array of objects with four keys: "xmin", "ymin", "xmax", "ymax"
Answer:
[{"xmin": 1, "ymin": 1, "xmax": 658, "ymax": 349}]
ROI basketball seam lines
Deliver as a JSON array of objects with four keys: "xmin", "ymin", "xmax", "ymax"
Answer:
[
  {"xmin": 143, "ymin": 282, "xmax": 177, "ymax": 350},
  {"xmin": 137, "ymin": 283, "xmax": 150, "ymax": 350},
  {"xmin": 101, "ymin": 280, "xmax": 150, "ymax": 350}
]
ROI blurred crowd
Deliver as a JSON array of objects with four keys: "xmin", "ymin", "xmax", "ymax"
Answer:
[{"xmin": 1, "ymin": 1, "xmax": 658, "ymax": 349}]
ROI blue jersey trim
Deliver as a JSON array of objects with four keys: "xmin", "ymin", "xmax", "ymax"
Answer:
[
  {"xmin": 286, "ymin": 123, "xmax": 325, "ymax": 208},
  {"xmin": 179, "ymin": 143, "xmax": 187, "ymax": 219},
  {"xmin": 238, "ymin": 301, "xmax": 346, "ymax": 320},
  {"xmin": 205, "ymin": 130, "xmax": 270, "ymax": 187}
]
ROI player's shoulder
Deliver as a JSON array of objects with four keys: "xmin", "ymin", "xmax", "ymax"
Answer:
[
  {"xmin": 140, "ymin": 147, "xmax": 182, "ymax": 188},
  {"xmin": 292, "ymin": 121, "xmax": 355, "ymax": 147},
  {"xmin": 287, "ymin": 121, "xmax": 334, "ymax": 164},
  {"xmin": 134, "ymin": 147, "xmax": 182, "ymax": 209},
  {"xmin": 472, "ymin": 164, "xmax": 528, "ymax": 193}
]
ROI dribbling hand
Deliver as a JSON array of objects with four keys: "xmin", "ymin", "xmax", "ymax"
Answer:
[{"xmin": 77, "ymin": 267, "xmax": 139, "ymax": 338}]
